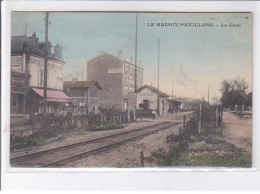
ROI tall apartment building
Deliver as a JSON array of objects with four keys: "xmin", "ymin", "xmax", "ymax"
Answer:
[{"xmin": 87, "ymin": 52, "xmax": 143, "ymax": 111}]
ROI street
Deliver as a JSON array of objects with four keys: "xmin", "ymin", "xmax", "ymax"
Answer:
[{"xmin": 222, "ymin": 111, "xmax": 252, "ymax": 153}]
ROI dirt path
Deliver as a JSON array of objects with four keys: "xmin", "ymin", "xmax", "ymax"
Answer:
[{"xmin": 222, "ymin": 111, "xmax": 252, "ymax": 153}]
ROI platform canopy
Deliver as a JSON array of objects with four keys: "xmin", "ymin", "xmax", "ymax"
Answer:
[{"xmin": 31, "ymin": 88, "xmax": 71, "ymax": 103}]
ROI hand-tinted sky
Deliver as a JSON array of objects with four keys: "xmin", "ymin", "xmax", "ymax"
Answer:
[{"xmin": 12, "ymin": 12, "xmax": 252, "ymax": 101}]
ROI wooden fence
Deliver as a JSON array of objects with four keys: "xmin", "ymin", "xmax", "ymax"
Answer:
[{"xmin": 11, "ymin": 112, "xmax": 130, "ymax": 139}]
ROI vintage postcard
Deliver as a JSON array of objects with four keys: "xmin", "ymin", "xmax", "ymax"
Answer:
[{"xmin": 9, "ymin": 12, "xmax": 252, "ymax": 168}]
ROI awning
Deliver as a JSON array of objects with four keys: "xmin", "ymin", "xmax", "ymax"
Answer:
[{"xmin": 31, "ymin": 88, "xmax": 71, "ymax": 103}]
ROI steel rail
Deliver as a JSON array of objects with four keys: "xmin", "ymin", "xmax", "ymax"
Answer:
[
  {"xmin": 10, "ymin": 122, "xmax": 170, "ymax": 164},
  {"xmin": 11, "ymin": 112, "xmax": 194, "ymax": 166},
  {"xmin": 45, "ymin": 122, "xmax": 178, "ymax": 167}
]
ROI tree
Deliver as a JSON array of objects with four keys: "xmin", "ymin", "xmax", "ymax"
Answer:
[
  {"xmin": 246, "ymin": 91, "xmax": 252, "ymax": 107},
  {"xmin": 220, "ymin": 77, "xmax": 248, "ymax": 108}
]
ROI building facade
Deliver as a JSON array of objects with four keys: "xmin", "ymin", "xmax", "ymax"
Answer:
[
  {"xmin": 63, "ymin": 81, "xmax": 103, "ymax": 115},
  {"xmin": 11, "ymin": 33, "xmax": 70, "ymax": 118},
  {"xmin": 87, "ymin": 53, "xmax": 143, "ymax": 111},
  {"xmin": 10, "ymin": 71, "xmax": 31, "ymax": 126},
  {"xmin": 136, "ymin": 85, "xmax": 170, "ymax": 116}
]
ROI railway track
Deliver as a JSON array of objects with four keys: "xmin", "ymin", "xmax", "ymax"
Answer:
[
  {"xmin": 11, "ymin": 112, "xmax": 194, "ymax": 167},
  {"xmin": 47, "ymin": 122, "xmax": 177, "ymax": 167}
]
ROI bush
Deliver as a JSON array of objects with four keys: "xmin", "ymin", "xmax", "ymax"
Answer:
[
  {"xmin": 88, "ymin": 123, "xmax": 124, "ymax": 131},
  {"xmin": 11, "ymin": 136, "xmax": 39, "ymax": 151}
]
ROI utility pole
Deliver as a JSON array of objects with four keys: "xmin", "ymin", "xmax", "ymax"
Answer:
[
  {"xmin": 43, "ymin": 12, "xmax": 49, "ymax": 115},
  {"xmin": 81, "ymin": 69, "xmax": 84, "ymax": 115},
  {"xmin": 172, "ymin": 79, "xmax": 173, "ymax": 100},
  {"xmin": 134, "ymin": 13, "xmax": 138, "ymax": 92},
  {"xmin": 208, "ymin": 84, "xmax": 210, "ymax": 104},
  {"xmin": 157, "ymin": 39, "xmax": 160, "ymax": 115}
]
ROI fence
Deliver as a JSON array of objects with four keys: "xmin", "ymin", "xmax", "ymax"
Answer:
[
  {"xmin": 10, "ymin": 112, "xmax": 130, "ymax": 139},
  {"xmin": 191, "ymin": 104, "xmax": 223, "ymax": 135},
  {"xmin": 166, "ymin": 105, "xmax": 223, "ymax": 151},
  {"xmin": 136, "ymin": 110, "xmax": 153, "ymax": 118}
]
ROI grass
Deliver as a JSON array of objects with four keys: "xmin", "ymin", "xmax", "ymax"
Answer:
[
  {"xmin": 11, "ymin": 122, "xmax": 124, "ymax": 151},
  {"xmin": 146, "ymin": 136, "xmax": 252, "ymax": 168},
  {"xmin": 88, "ymin": 123, "xmax": 124, "ymax": 131},
  {"xmin": 10, "ymin": 130, "xmax": 58, "ymax": 151}
]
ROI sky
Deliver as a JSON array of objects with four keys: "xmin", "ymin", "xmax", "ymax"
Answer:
[{"xmin": 11, "ymin": 12, "xmax": 253, "ymax": 102}]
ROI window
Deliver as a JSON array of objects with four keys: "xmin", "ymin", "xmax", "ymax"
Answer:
[
  {"xmin": 79, "ymin": 102, "xmax": 85, "ymax": 106},
  {"xmin": 40, "ymin": 69, "xmax": 44, "ymax": 87}
]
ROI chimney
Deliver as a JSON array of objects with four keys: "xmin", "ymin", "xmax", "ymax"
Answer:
[
  {"xmin": 23, "ymin": 42, "xmax": 30, "ymax": 74},
  {"xmin": 130, "ymin": 56, "xmax": 133, "ymax": 63},
  {"xmin": 28, "ymin": 32, "xmax": 39, "ymax": 51},
  {"xmin": 54, "ymin": 44, "xmax": 62, "ymax": 59},
  {"xmin": 117, "ymin": 48, "xmax": 123, "ymax": 59}
]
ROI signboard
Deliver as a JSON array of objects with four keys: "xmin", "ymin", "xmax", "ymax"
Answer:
[
  {"xmin": 11, "ymin": 73, "xmax": 30, "ymax": 91},
  {"xmin": 128, "ymin": 92, "xmax": 137, "ymax": 107},
  {"xmin": 108, "ymin": 68, "xmax": 122, "ymax": 74},
  {"xmin": 138, "ymin": 93, "xmax": 154, "ymax": 97}
]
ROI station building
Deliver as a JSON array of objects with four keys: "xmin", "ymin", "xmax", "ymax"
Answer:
[{"xmin": 136, "ymin": 84, "xmax": 170, "ymax": 116}]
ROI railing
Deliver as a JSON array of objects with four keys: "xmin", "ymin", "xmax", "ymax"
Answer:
[
  {"xmin": 136, "ymin": 110, "xmax": 152, "ymax": 118},
  {"xmin": 10, "ymin": 112, "xmax": 130, "ymax": 139}
]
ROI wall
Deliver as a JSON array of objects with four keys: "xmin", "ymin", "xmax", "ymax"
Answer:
[
  {"xmin": 136, "ymin": 88, "xmax": 168, "ymax": 115},
  {"xmin": 63, "ymin": 86, "xmax": 101, "ymax": 114},
  {"xmin": 87, "ymin": 54, "xmax": 123, "ymax": 110},
  {"xmin": 11, "ymin": 55, "xmax": 23, "ymax": 72},
  {"xmin": 159, "ymin": 97, "xmax": 169, "ymax": 116},
  {"xmin": 136, "ymin": 88, "xmax": 158, "ymax": 111},
  {"xmin": 123, "ymin": 61, "xmax": 143, "ymax": 99},
  {"xmin": 89, "ymin": 85, "xmax": 101, "ymax": 113},
  {"xmin": 11, "ymin": 54, "xmax": 64, "ymax": 90}
]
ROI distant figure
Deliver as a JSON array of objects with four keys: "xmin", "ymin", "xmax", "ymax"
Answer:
[{"xmin": 152, "ymin": 110, "xmax": 157, "ymax": 120}]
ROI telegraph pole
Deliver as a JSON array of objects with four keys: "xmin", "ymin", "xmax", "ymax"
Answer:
[
  {"xmin": 134, "ymin": 13, "xmax": 138, "ymax": 92},
  {"xmin": 43, "ymin": 12, "xmax": 49, "ymax": 115},
  {"xmin": 172, "ymin": 79, "xmax": 174, "ymax": 99},
  {"xmin": 82, "ymin": 69, "xmax": 84, "ymax": 115},
  {"xmin": 208, "ymin": 84, "xmax": 210, "ymax": 104},
  {"xmin": 157, "ymin": 39, "xmax": 160, "ymax": 115}
]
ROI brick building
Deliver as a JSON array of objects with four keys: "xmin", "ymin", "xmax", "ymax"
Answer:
[
  {"xmin": 87, "ymin": 53, "xmax": 143, "ymax": 111},
  {"xmin": 63, "ymin": 81, "xmax": 103, "ymax": 115}
]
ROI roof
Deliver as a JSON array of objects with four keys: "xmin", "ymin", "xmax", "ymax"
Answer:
[
  {"xmin": 12, "ymin": 50, "xmax": 64, "ymax": 63},
  {"xmin": 88, "ymin": 52, "xmax": 143, "ymax": 69},
  {"xmin": 167, "ymin": 99, "xmax": 183, "ymax": 103},
  {"xmin": 31, "ymin": 88, "xmax": 71, "ymax": 103},
  {"xmin": 11, "ymin": 34, "xmax": 64, "ymax": 63},
  {"xmin": 123, "ymin": 60, "xmax": 143, "ymax": 70},
  {"xmin": 63, "ymin": 81, "xmax": 103, "ymax": 90},
  {"xmin": 88, "ymin": 52, "xmax": 121, "ymax": 64},
  {"xmin": 136, "ymin": 85, "xmax": 170, "ymax": 98}
]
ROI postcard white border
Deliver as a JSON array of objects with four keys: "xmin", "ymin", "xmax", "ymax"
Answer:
[{"xmin": 2, "ymin": 1, "xmax": 260, "ymax": 190}]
